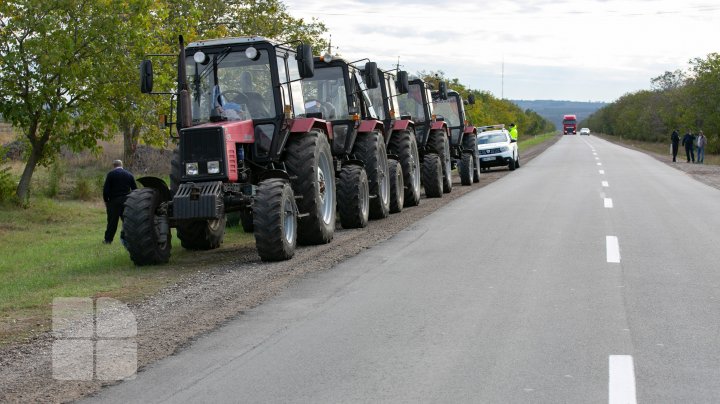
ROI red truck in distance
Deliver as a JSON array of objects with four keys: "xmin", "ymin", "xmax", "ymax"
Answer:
[{"xmin": 562, "ymin": 114, "xmax": 577, "ymax": 135}]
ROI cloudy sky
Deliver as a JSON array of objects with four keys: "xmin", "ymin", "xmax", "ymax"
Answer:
[{"xmin": 284, "ymin": 0, "xmax": 720, "ymax": 102}]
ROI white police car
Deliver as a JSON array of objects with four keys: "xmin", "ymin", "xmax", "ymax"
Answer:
[{"xmin": 477, "ymin": 125, "xmax": 519, "ymax": 171}]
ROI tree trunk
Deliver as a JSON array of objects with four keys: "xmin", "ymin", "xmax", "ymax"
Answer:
[
  {"xmin": 121, "ymin": 119, "xmax": 139, "ymax": 169},
  {"xmin": 16, "ymin": 144, "xmax": 42, "ymax": 203}
]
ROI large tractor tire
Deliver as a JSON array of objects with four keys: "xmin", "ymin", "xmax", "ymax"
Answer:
[
  {"xmin": 388, "ymin": 131, "xmax": 421, "ymax": 207},
  {"xmin": 353, "ymin": 132, "xmax": 390, "ymax": 220},
  {"xmin": 177, "ymin": 216, "xmax": 226, "ymax": 250},
  {"xmin": 459, "ymin": 153, "xmax": 474, "ymax": 186},
  {"xmin": 389, "ymin": 160, "xmax": 404, "ymax": 214},
  {"xmin": 422, "ymin": 154, "xmax": 443, "ymax": 198},
  {"xmin": 337, "ymin": 165, "xmax": 369, "ymax": 229},
  {"xmin": 428, "ymin": 131, "xmax": 452, "ymax": 193},
  {"xmin": 253, "ymin": 179, "xmax": 297, "ymax": 261},
  {"xmin": 462, "ymin": 133, "xmax": 481, "ymax": 183},
  {"xmin": 285, "ymin": 130, "xmax": 335, "ymax": 245},
  {"xmin": 122, "ymin": 188, "xmax": 171, "ymax": 266}
]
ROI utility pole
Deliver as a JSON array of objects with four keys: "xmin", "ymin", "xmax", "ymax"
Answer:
[{"xmin": 501, "ymin": 56, "xmax": 505, "ymax": 100}]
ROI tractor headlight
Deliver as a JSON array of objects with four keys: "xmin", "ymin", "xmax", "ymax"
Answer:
[
  {"xmin": 207, "ymin": 161, "xmax": 220, "ymax": 174},
  {"xmin": 186, "ymin": 162, "xmax": 199, "ymax": 176},
  {"xmin": 245, "ymin": 46, "xmax": 260, "ymax": 61}
]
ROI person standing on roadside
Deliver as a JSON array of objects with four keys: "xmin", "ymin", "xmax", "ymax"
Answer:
[
  {"xmin": 508, "ymin": 123, "xmax": 518, "ymax": 141},
  {"xmin": 697, "ymin": 130, "xmax": 707, "ymax": 164},
  {"xmin": 682, "ymin": 130, "xmax": 695, "ymax": 163},
  {"xmin": 671, "ymin": 129, "xmax": 680, "ymax": 162},
  {"xmin": 103, "ymin": 160, "xmax": 137, "ymax": 244}
]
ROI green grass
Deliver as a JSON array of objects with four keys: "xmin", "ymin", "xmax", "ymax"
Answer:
[
  {"xmin": 0, "ymin": 197, "xmax": 254, "ymax": 344},
  {"xmin": 517, "ymin": 132, "xmax": 558, "ymax": 151}
]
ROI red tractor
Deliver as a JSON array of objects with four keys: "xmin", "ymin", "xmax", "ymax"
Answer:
[
  {"xmin": 365, "ymin": 68, "xmax": 421, "ymax": 212},
  {"xmin": 127, "ymin": 36, "xmax": 335, "ymax": 264},
  {"xmin": 396, "ymin": 78, "xmax": 450, "ymax": 198},
  {"xmin": 431, "ymin": 87, "xmax": 480, "ymax": 188},
  {"xmin": 304, "ymin": 55, "xmax": 390, "ymax": 229}
]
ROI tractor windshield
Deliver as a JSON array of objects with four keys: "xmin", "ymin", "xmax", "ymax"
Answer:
[
  {"xmin": 367, "ymin": 84, "xmax": 385, "ymax": 120},
  {"xmin": 398, "ymin": 83, "xmax": 428, "ymax": 122},
  {"xmin": 186, "ymin": 48, "xmax": 276, "ymax": 124},
  {"xmin": 432, "ymin": 94, "xmax": 461, "ymax": 127},
  {"xmin": 301, "ymin": 66, "xmax": 349, "ymax": 120}
]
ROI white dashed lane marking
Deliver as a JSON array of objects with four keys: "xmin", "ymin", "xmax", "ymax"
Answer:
[
  {"xmin": 599, "ymin": 170, "xmax": 605, "ymax": 174},
  {"xmin": 606, "ymin": 236, "xmax": 621, "ymax": 263},
  {"xmin": 609, "ymin": 355, "xmax": 637, "ymax": 404},
  {"xmin": 602, "ymin": 181, "xmax": 609, "ymax": 187},
  {"xmin": 604, "ymin": 198, "xmax": 614, "ymax": 208}
]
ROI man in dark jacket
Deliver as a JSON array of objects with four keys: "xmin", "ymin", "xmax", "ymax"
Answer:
[
  {"xmin": 682, "ymin": 131, "xmax": 695, "ymax": 163},
  {"xmin": 103, "ymin": 160, "xmax": 137, "ymax": 244},
  {"xmin": 671, "ymin": 129, "xmax": 680, "ymax": 162}
]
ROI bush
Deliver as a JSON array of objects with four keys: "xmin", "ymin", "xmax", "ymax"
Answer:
[
  {"xmin": 0, "ymin": 162, "xmax": 16, "ymax": 202},
  {"xmin": 73, "ymin": 177, "xmax": 95, "ymax": 201},
  {"xmin": 46, "ymin": 160, "xmax": 65, "ymax": 198}
]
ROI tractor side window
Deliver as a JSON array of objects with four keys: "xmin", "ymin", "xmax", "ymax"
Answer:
[
  {"xmin": 301, "ymin": 66, "xmax": 348, "ymax": 120},
  {"xmin": 288, "ymin": 56, "xmax": 306, "ymax": 117},
  {"xmin": 354, "ymin": 71, "xmax": 378, "ymax": 120},
  {"xmin": 367, "ymin": 83, "xmax": 385, "ymax": 120},
  {"xmin": 277, "ymin": 55, "xmax": 291, "ymax": 115},
  {"xmin": 398, "ymin": 83, "xmax": 424, "ymax": 121}
]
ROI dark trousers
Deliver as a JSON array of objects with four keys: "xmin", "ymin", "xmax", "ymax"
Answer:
[
  {"xmin": 685, "ymin": 146, "xmax": 695, "ymax": 162},
  {"xmin": 671, "ymin": 143, "xmax": 679, "ymax": 162},
  {"xmin": 104, "ymin": 196, "xmax": 127, "ymax": 242}
]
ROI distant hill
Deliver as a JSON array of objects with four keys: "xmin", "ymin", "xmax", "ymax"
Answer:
[{"xmin": 511, "ymin": 100, "xmax": 607, "ymax": 130}]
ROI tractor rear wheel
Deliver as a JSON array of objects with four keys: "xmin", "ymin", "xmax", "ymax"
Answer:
[
  {"xmin": 337, "ymin": 164, "xmax": 369, "ymax": 229},
  {"xmin": 428, "ymin": 131, "xmax": 452, "ymax": 193},
  {"xmin": 388, "ymin": 131, "xmax": 421, "ymax": 207},
  {"xmin": 353, "ymin": 132, "xmax": 390, "ymax": 220},
  {"xmin": 389, "ymin": 160, "xmax": 404, "ymax": 213},
  {"xmin": 462, "ymin": 133, "xmax": 481, "ymax": 183},
  {"xmin": 422, "ymin": 154, "xmax": 443, "ymax": 198},
  {"xmin": 253, "ymin": 179, "xmax": 297, "ymax": 261},
  {"xmin": 459, "ymin": 153, "xmax": 474, "ymax": 186},
  {"xmin": 177, "ymin": 216, "xmax": 226, "ymax": 250},
  {"xmin": 285, "ymin": 130, "xmax": 335, "ymax": 245},
  {"xmin": 122, "ymin": 188, "xmax": 171, "ymax": 266}
]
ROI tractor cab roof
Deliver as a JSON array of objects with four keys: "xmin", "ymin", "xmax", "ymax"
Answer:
[{"xmin": 186, "ymin": 36, "xmax": 277, "ymax": 50}]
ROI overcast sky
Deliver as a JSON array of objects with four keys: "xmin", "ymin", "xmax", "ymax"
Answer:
[{"xmin": 284, "ymin": 0, "xmax": 720, "ymax": 102}]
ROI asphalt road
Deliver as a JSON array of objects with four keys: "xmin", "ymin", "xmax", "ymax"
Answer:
[{"xmin": 89, "ymin": 136, "xmax": 720, "ymax": 403}]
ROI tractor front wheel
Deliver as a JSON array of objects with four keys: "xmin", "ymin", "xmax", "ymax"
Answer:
[
  {"xmin": 389, "ymin": 160, "xmax": 404, "ymax": 213},
  {"xmin": 422, "ymin": 154, "xmax": 443, "ymax": 198},
  {"xmin": 337, "ymin": 164, "xmax": 369, "ymax": 229},
  {"xmin": 388, "ymin": 131, "xmax": 421, "ymax": 207},
  {"xmin": 122, "ymin": 188, "xmax": 171, "ymax": 266},
  {"xmin": 177, "ymin": 216, "xmax": 226, "ymax": 250},
  {"xmin": 353, "ymin": 132, "xmax": 390, "ymax": 220},
  {"xmin": 459, "ymin": 153, "xmax": 474, "ymax": 186},
  {"xmin": 253, "ymin": 179, "xmax": 297, "ymax": 261}
]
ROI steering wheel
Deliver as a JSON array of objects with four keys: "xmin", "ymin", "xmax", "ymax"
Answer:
[{"xmin": 218, "ymin": 90, "xmax": 248, "ymax": 106}]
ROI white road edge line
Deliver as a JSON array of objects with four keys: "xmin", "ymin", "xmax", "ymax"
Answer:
[
  {"xmin": 599, "ymin": 170, "xmax": 605, "ymax": 174},
  {"xmin": 602, "ymin": 181, "xmax": 609, "ymax": 187},
  {"xmin": 604, "ymin": 198, "xmax": 614, "ymax": 208},
  {"xmin": 606, "ymin": 236, "xmax": 621, "ymax": 263},
  {"xmin": 609, "ymin": 355, "xmax": 637, "ymax": 404}
]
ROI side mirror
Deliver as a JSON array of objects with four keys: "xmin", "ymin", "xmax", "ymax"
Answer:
[
  {"xmin": 396, "ymin": 70, "xmax": 409, "ymax": 94},
  {"xmin": 439, "ymin": 81, "xmax": 448, "ymax": 100},
  {"xmin": 364, "ymin": 62, "xmax": 379, "ymax": 89},
  {"xmin": 140, "ymin": 59, "xmax": 153, "ymax": 93},
  {"xmin": 296, "ymin": 44, "xmax": 314, "ymax": 78},
  {"xmin": 468, "ymin": 94, "xmax": 476, "ymax": 105}
]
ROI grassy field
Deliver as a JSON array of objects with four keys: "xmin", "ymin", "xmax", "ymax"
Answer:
[
  {"xmin": 0, "ymin": 196, "xmax": 254, "ymax": 345},
  {"xmin": 518, "ymin": 132, "xmax": 558, "ymax": 151}
]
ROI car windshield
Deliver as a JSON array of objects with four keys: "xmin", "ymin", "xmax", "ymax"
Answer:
[
  {"xmin": 186, "ymin": 49, "xmax": 276, "ymax": 124},
  {"xmin": 301, "ymin": 66, "xmax": 349, "ymax": 120},
  {"xmin": 432, "ymin": 95, "xmax": 461, "ymax": 126},
  {"xmin": 478, "ymin": 133, "xmax": 508, "ymax": 144}
]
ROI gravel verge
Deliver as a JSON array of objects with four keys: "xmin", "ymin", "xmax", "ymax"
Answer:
[{"xmin": 0, "ymin": 135, "xmax": 560, "ymax": 403}]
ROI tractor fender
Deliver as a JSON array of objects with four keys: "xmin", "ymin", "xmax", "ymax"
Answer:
[
  {"xmin": 290, "ymin": 117, "xmax": 332, "ymax": 139},
  {"xmin": 257, "ymin": 169, "xmax": 291, "ymax": 183},
  {"xmin": 430, "ymin": 121, "xmax": 447, "ymax": 131},
  {"xmin": 463, "ymin": 125, "xmax": 477, "ymax": 135},
  {"xmin": 137, "ymin": 177, "xmax": 172, "ymax": 202},
  {"xmin": 358, "ymin": 120, "xmax": 384, "ymax": 134},
  {"xmin": 392, "ymin": 120, "xmax": 413, "ymax": 132}
]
